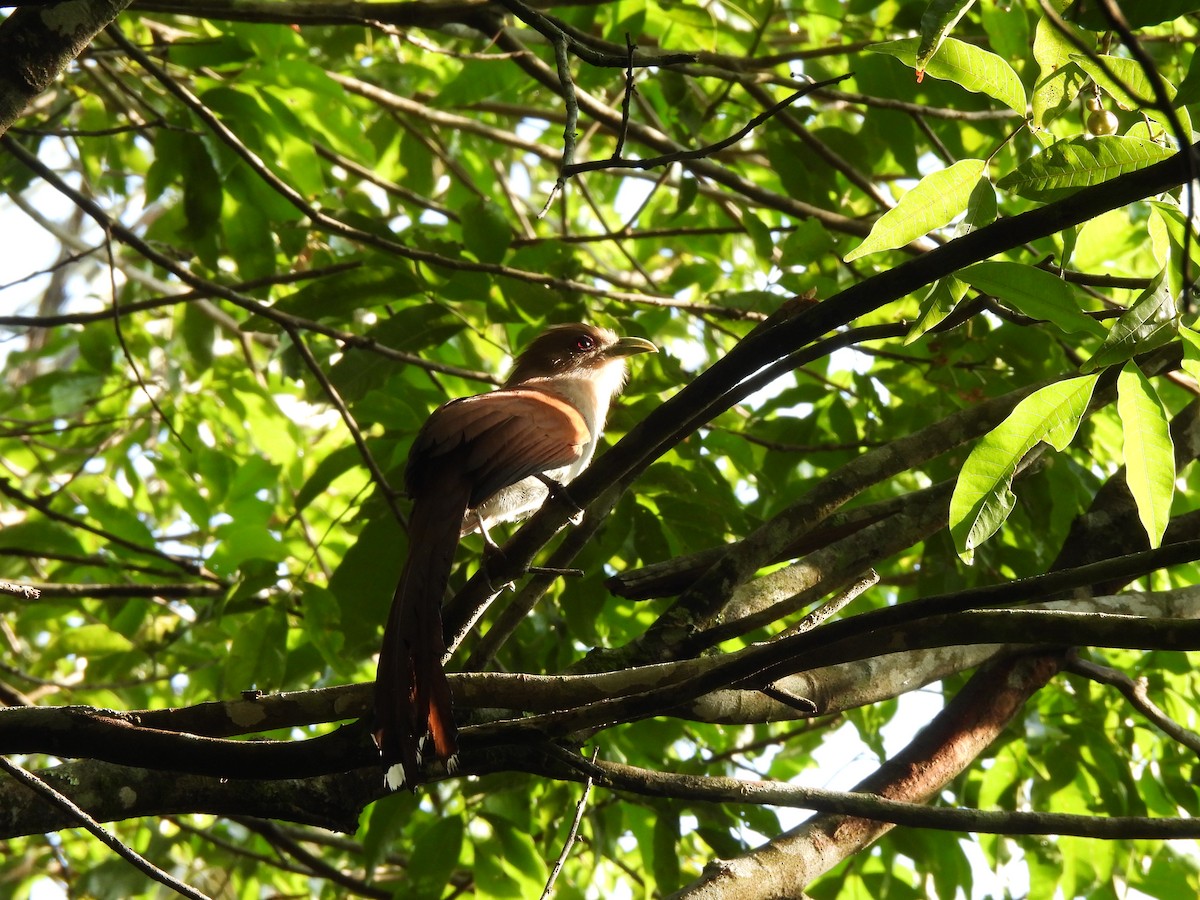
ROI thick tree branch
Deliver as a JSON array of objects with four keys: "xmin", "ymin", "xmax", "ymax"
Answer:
[{"xmin": 0, "ymin": 0, "xmax": 135, "ymax": 136}]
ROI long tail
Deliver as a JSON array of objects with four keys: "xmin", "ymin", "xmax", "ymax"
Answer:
[{"xmin": 374, "ymin": 478, "xmax": 471, "ymax": 790}]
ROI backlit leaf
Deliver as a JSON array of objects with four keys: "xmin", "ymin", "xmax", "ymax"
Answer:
[
  {"xmin": 997, "ymin": 136, "xmax": 1176, "ymax": 201},
  {"xmin": 950, "ymin": 374, "xmax": 1099, "ymax": 561},
  {"xmin": 1117, "ymin": 363, "xmax": 1174, "ymax": 548},
  {"xmin": 870, "ymin": 36, "xmax": 1027, "ymax": 113},
  {"xmin": 846, "ymin": 159, "xmax": 987, "ymax": 261}
]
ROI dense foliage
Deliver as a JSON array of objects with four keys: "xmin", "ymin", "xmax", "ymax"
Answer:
[{"xmin": 2, "ymin": 0, "xmax": 1200, "ymax": 897}]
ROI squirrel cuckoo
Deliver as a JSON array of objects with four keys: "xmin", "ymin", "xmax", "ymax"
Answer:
[{"xmin": 374, "ymin": 323, "xmax": 656, "ymax": 789}]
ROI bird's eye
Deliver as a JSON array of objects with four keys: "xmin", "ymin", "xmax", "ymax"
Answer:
[{"xmin": 574, "ymin": 335, "xmax": 596, "ymax": 352}]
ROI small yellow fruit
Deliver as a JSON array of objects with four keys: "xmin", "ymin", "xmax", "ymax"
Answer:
[{"xmin": 1087, "ymin": 108, "xmax": 1119, "ymax": 136}]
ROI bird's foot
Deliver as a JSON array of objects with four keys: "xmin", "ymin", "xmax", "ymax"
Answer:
[
  {"xmin": 480, "ymin": 544, "xmax": 516, "ymax": 593},
  {"xmin": 534, "ymin": 474, "xmax": 584, "ymax": 524}
]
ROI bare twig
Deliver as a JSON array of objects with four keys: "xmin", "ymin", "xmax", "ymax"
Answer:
[
  {"xmin": 1067, "ymin": 653, "xmax": 1200, "ymax": 755},
  {"xmin": 102, "ymin": 30, "xmax": 680, "ymax": 307},
  {"xmin": 562, "ymin": 74, "xmax": 851, "ymax": 177},
  {"xmin": 540, "ymin": 748, "xmax": 598, "ymax": 900},
  {"xmin": 539, "ymin": 31, "xmax": 579, "ymax": 216},
  {"xmin": 0, "ymin": 135, "xmax": 500, "ymax": 386},
  {"xmin": 0, "ymin": 756, "xmax": 214, "ymax": 900},
  {"xmin": 492, "ymin": 0, "xmax": 695, "ymax": 69},
  {"xmin": 613, "ymin": 35, "xmax": 636, "ymax": 159},
  {"xmin": 777, "ymin": 569, "xmax": 879, "ymax": 638},
  {"xmin": 282, "ymin": 325, "xmax": 407, "ymax": 527},
  {"xmin": 0, "ymin": 478, "xmax": 214, "ymax": 580},
  {"xmin": 559, "ymin": 755, "xmax": 1200, "ymax": 838},
  {"xmin": 103, "ymin": 225, "xmax": 190, "ymax": 450}
]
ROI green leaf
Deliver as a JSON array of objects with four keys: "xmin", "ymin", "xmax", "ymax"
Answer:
[
  {"xmin": 670, "ymin": 175, "xmax": 699, "ymax": 220},
  {"xmin": 1071, "ymin": 54, "xmax": 1192, "ymax": 141},
  {"xmin": 223, "ymin": 606, "xmax": 288, "ymax": 693},
  {"xmin": 957, "ymin": 175, "xmax": 998, "ymax": 236},
  {"xmin": 950, "ymin": 374, "xmax": 1099, "ymax": 561},
  {"xmin": 742, "ymin": 211, "xmax": 775, "ymax": 263},
  {"xmin": 475, "ymin": 817, "xmax": 548, "ymax": 898},
  {"xmin": 327, "ymin": 307, "xmax": 464, "ymax": 403},
  {"xmin": 408, "ymin": 817, "xmax": 465, "ymax": 900},
  {"xmin": 254, "ymin": 262, "xmax": 422, "ymax": 325},
  {"xmin": 652, "ymin": 812, "xmax": 682, "ymax": 893},
  {"xmin": 299, "ymin": 583, "xmax": 348, "ymax": 675},
  {"xmin": 906, "ymin": 275, "xmax": 968, "ymax": 343},
  {"xmin": 980, "ymin": 0, "xmax": 1029, "ymax": 63},
  {"xmin": 1148, "ymin": 200, "xmax": 1200, "ymax": 301},
  {"xmin": 1032, "ymin": 64, "xmax": 1088, "ymax": 129},
  {"xmin": 329, "ymin": 513, "xmax": 405, "ymax": 652},
  {"xmin": 179, "ymin": 133, "xmax": 224, "ymax": 240},
  {"xmin": 360, "ymin": 791, "xmax": 418, "ymax": 874},
  {"xmin": 917, "ymin": 0, "xmax": 977, "ymax": 73},
  {"xmin": 462, "ymin": 197, "xmax": 514, "ymax": 264},
  {"xmin": 294, "ymin": 443, "xmax": 368, "ymax": 513},
  {"xmin": 846, "ymin": 159, "xmax": 987, "ymax": 261},
  {"xmin": 1031, "ymin": 5, "xmax": 1089, "ymax": 131},
  {"xmin": 1081, "ymin": 269, "xmax": 1177, "ymax": 372},
  {"xmin": 1181, "ymin": 325, "xmax": 1200, "ymax": 382},
  {"xmin": 180, "ymin": 300, "xmax": 216, "ymax": 371},
  {"xmin": 997, "ymin": 136, "xmax": 1176, "ymax": 201},
  {"xmin": 1117, "ymin": 363, "xmax": 1174, "ymax": 548},
  {"xmin": 869, "ymin": 37, "xmax": 1027, "ymax": 113},
  {"xmin": 959, "ymin": 261, "xmax": 1105, "ymax": 337},
  {"xmin": 52, "ymin": 624, "xmax": 135, "ymax": 658}
]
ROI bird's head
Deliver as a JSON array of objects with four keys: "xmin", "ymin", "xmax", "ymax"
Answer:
[{"xmin": 504, "ymin": 324, "xmax": 657, "ymax": 395}]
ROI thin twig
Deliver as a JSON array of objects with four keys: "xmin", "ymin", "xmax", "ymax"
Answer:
[
  {"xmin": 282, "ymin": 325, "xmax": 407, "ymax": 528},
  {"xmin": 0, "ymin": 756, "xmax": 214, "ymax": 900},
  {"xmin": 0, "ymin": 135, "xmax": 501, "ymax": 386},
  {"xmin": 1091, "ymin": 0, "xmax": 1195, "ymax": 309},
  {"xmin": 612, "ymin": 35, "xmax": 636, "ymax": 159},
  {"xmin": 776, "ymin": 568, "xmax": 879, "ymax": 638},
  {"xmin": 540, "ymin": 32, "xmax": 579, "ymax": 216},
  {"xmin": 562, "ymin": 74, "xmax": 850, "ymax": 177},
  {"xmin": 540, "ymin": 748, "xmax": 598, "ymax": 900},
  {"xmin": 0, "ymin": 477, "xmax": 213, "ymax": 579},
  {"xmin": 493, "ymin": 0, "xmax": 695, "ymax": 68},
  {"xmin": 103, "ymin": 225, "xmax": 190, "ymax": 450},
  {"xmin": 102, "ymin": 30, "xmax": 679, "ymax": 308},
  {"xmin": 1067, "ymin": 654, "xmax": 1200, "ymax": 755}
]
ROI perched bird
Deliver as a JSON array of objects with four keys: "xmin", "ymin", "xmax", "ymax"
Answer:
[{"xmin": 374, "ymin": 323, "xmax": 657, "ymax": 789}]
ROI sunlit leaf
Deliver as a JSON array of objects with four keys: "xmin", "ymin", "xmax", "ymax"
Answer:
[
  {"xmin": 916, "ymin": 0, "xmax": 977, "ymax": 75},
  {"xmin": 997, "ymin": 136, "xmax": 1175, "ymax": 201},
  {"xmin": 870, "ymin": 36, "xmax": 1027, "ymax": 113},
  {"xmin": 1071, "ymin": 54, "xmax": 1192, "ymax": 141},
  {"xmin": 223, "ymin": 606, "xmax": 288, "ymax": 693},
  {"xmin": 846, "ymin": 159, "xmax": 987, "ymax": 261},
  {"xmin": 906, "ymin": 275, "xmax": 968, "ymax": 343},
  {"xmin": 1117, "ymin": 362, "xmax": 1174, "ymax": 548},
  {"xmin": 1182, "ymin": 325, "xmax": 1200, "ymax": 382},
  {"xmin": 959, "ymin": 260, "xmax": 1105, "ymax": 337},
  {"xmin": 950, "ymin": 374, "xmax": 1099, "ymax": 561},
  {"xmin": 1082, "ymin": 269, "xmax": 1177, "ymax": 372}
]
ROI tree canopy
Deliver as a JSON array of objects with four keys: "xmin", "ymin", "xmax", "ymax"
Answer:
[{"xmin": 2, "ymin": 0, "xmax": 1200, "ymax": 897}]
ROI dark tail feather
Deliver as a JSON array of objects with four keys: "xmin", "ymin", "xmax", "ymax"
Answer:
[{"xmin": 374, "ymin": 480, "xmax": 470, "ymax": 790}]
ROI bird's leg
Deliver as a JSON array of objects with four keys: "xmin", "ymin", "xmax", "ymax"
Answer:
[
  {"xmin": 473, "ymin": 510, "xmax": 583, "ymax": 584},
  {"xmin": 471, "ymin": 512, "xmax": 516, "ymax": 593},
  {"xmin": 535, "ymin": 473, "xmax": 585, "ymax": 525}
]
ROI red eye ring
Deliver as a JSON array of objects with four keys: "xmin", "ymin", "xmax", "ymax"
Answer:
[{"xmin": 574, "ymin": 336, "xmax": 596, "ymax": 351}]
